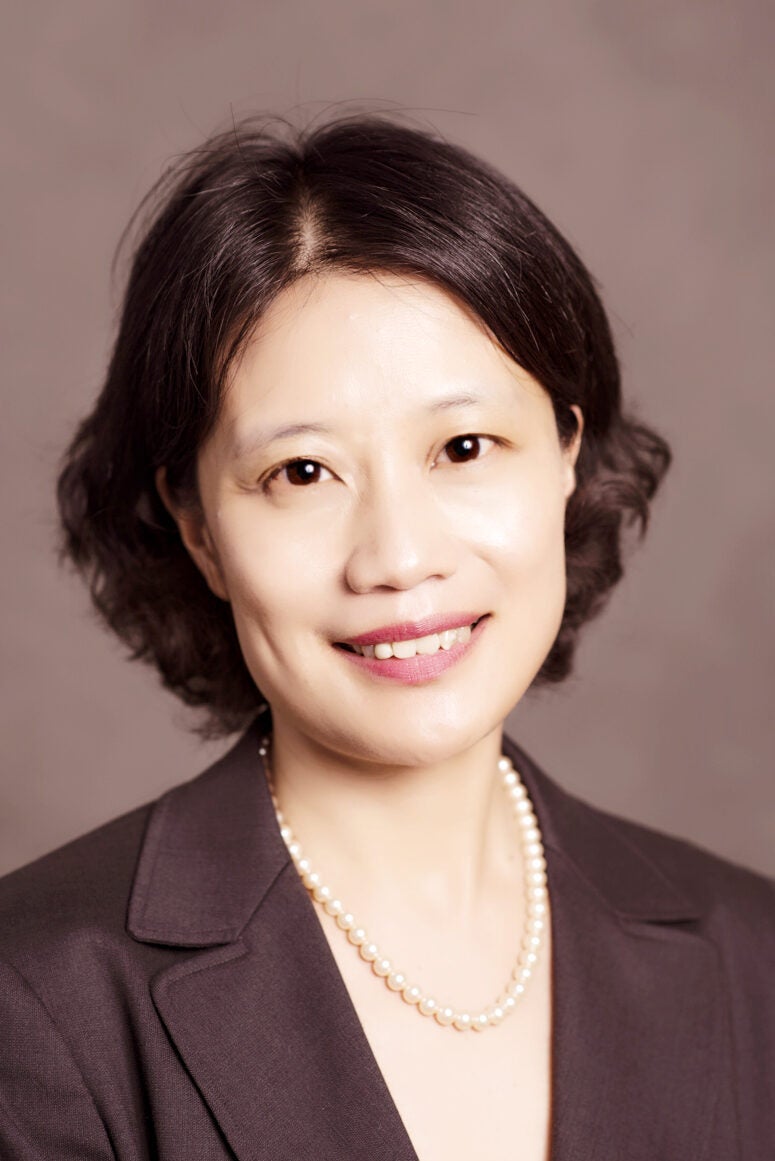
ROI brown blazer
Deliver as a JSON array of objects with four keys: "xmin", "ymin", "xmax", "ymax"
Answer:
[{"xmin": 0, "ymin": 721, "xmax": 773, "ymax": 1159}]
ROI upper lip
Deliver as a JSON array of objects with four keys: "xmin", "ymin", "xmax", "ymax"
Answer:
[{"xmin": 338, "ymin": 612, "xmax": 486, "ymax": 647}]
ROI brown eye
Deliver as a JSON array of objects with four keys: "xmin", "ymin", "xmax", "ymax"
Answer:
[
  {"xmin": 283, "ymin": 459, "xmax": 324, "ymax": 486},
  {"xmin": 443, "ymin": 435, "xmax": 487, "ymax": 463},
  {"xmin": 262, "ymin": 457, "xmax": 334, "ymax": 494}
]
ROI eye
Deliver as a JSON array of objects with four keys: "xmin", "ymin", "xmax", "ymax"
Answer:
[
  {"xmin": 265, "ymin": 458, "xmax": 332, "ymax": 489},
  {"xmin": 438, "ymin": 434, "xmax": 495, "ymax": 465}
]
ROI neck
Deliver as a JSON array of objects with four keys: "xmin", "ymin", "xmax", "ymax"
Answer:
[{"xmin": 264, "ymin": 720, "xmax": 518, "ymax": 921}]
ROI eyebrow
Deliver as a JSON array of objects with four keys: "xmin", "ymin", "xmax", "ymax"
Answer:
[
  {"xmin": 232, "ymin": 422, "xmax": 333, "ymax": 461},
  {"xmin": 230, "ymin": 392, "xmax": 490, "ymax": 460}
]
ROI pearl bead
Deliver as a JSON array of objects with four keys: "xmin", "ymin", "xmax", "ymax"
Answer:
[
  {"xmin": 359, "ymin": 942, "xmax": 379, "ymax": 963},
  {"xmin": 419, "ymin": 997, "xmax": 438, "ymax": 1017},
  {"xmin": 498, "ymin": 757, "xmax": 512, "ymax": 772},
  {"xmin": 324, "ymin": 898, "xmax": 344, "ymax": 917},
  {"xmin": 434, "ymin": 1006, "xmax": 455, "ymax": 1026},
  {"xmin": 373, "ymin": 957, "xmax": 392, "ymax": 977},
  {"xmin": 487, "ymin": 1006, "xmax": 504, "ymax": 1025},
  {"xmin": 288, "ymin": 841, "xmax": 302, "ymax": 859},
  {"xmin": 471, "ymin": 1013, "xmax": 489, "ymax": 1032},
  {"xmin": 302, "ymin": 871, "xmax": 321, "ymax": 890},
  {"xmin": 402, "ymin": 984, "xmax": 423, "ymax": 1005},
  {"xmin": 502, "ymin": 770, "xmax": 518, "ymax": 787},
  {"xmin": 502, "ymin": 996, "xmax": 517, "ymax": 1012},
  {"xmin": 347, "ymin": 926, "xmax": 367, "ymax": 946},
  {"xmin": 280, "ymin": 825, "xmax": 293, "ymax": 842},
  {"xmin": 387, "ymin": 972, "xmax": 407, "ymax": 992},
  {"xmin": 297, "ymin": 857, "xmax": 311, "ymax": 875},
  {"xmin": 336, "ymin": 911, "xmax": 355, "ymax": 931},
  {"xmin": 313, "ymin": 884, "xmax": 332, "ymax": 903},
  {"xmin": 453, "ymin": 1012, "xmax": 472, "ymax": 1031}
]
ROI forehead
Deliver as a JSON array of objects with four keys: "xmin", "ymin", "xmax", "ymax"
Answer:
[
  {"xmin": 217, "ymin": 270, "xmax": 548, "ymax": 444},
  {"xmin": 239, "ymin": 270, "xmax": 506, "ymax": 367}
]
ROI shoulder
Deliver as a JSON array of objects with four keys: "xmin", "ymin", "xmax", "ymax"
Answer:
[
  {"xmin": 589, "ymin": 800, "xmax": 775, "ymax": 925},
  {"xmin": 595, "ymin": 803, "xmax": 775, "ymax": 1134},
  {"xmin": 562, "ymin": 791, "xmax": 775, "ymax": 1009},
  {"xmin": 0, "ymin": 800, "xmax": 153, "ymax": 966},
  {"xmin": 0, "ymin": 728, "xmax": 257, "ymax": 971}
]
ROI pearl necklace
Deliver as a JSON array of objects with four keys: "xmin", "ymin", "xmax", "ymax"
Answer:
[{"xmin": 259, "ymin": 736, "xmax": 548, "ymax": 1032}]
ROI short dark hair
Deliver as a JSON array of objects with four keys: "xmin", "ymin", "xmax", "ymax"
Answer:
[{"xmin": 57, "ymin": 111, "xmax": 671, "ymax": 738}]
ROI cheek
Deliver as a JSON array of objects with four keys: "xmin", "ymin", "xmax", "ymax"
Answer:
[
  {"xmin": 462, "ymin": 470, "xmax": 568, "ymax": 582},
  {"xmin": 210, "ymin": 503, "xmax": 333, "ymax": 643},
  {"xmin": 471, "ymin": 483, "xmax": 569, "ymax": 687}
]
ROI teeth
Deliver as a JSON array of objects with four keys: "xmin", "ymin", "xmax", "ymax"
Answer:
[
  {"xmin": 351, "ymin": 622, "xmax": 478, "ymax": 659},
  {"xmin": 395, "ymin": 634, "xmax": 443, "ymax": 658}
]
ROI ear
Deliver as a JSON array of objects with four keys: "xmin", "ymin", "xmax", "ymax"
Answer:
[
  {"xmin": 562, "ymin": 405, "xmax": 584, "ymax": 500},
  {"xmin": 155, "ymin": 466, "xmax": 230, "ymax": 602}
]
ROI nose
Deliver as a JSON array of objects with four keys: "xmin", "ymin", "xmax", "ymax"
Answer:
[{"xmin": 343, "ymin": 473, "xmax": 459, "ymax": 594}]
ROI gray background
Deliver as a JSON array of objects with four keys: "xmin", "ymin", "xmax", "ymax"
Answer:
[{"xmin": 2, "ymin": 0, "xmax": 773, "ymax": 877}]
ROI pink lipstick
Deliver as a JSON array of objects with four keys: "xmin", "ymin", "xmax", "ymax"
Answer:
[
  {"xmin": 340, "ymin": 611, "xmax": 484, "ymax": 647},
  {"xmin": 334, "ymin": 614, "xmax": 490, "ymax": 685}
]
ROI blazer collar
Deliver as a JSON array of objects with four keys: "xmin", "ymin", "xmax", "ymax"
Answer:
[
  {"xmin": 501, "ymin": 734, "xmax": 702, "ymax": 923},
  {"xmin": 128, "ymin": 721, "xmax": 700, "ymax": 947},
  {"xmin": 127, "ymin": 722, "xmax": 734, "ymax": 1161},
  {"xmin": 127, "ymin": 722, "xmax": 289, "ymax": 947}
]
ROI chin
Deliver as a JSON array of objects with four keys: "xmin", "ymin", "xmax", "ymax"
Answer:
[{"xmin": 308, "ymin": 703, "xmax": 504, "ymax": 770}]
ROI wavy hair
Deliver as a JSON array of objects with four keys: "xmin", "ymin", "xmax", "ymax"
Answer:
[{"xmin": 57, "ymin": 112, "xmax": 671, "ymax": 737}]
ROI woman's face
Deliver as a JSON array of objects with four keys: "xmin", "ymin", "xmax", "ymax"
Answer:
[{"xmin": 175, "ymin": 271, "xmax": 582, "ymax": 766}]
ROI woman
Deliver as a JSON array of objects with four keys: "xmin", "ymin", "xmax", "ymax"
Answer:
[{"xmin": 0, "ymin": 112, "xmax": 772, "ymax": 1160}]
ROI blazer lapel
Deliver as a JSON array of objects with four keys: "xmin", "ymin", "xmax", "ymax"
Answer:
[
  {"xmin": 127, "ymin": 724, "xmax": 419, "ymax": 1161},
  {"xmin": 504, "ymin": 736, "xmax": 737, "ymax": 1161}
]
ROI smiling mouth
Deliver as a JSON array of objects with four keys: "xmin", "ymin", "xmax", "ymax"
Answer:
[{"xmin": 335, "ymin": 616, "xmax": 488, "ymax": 660}]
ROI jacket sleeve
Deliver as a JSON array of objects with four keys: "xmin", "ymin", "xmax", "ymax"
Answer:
[{"xmin": 0, "ymin": 958, "xmax": 115, "ymax": 1160}]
